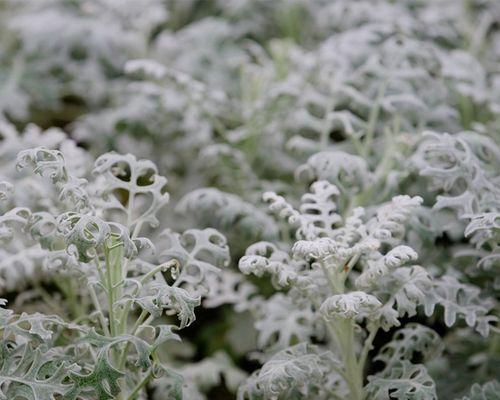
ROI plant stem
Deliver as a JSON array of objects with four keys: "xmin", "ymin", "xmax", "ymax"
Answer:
[
  {"xmin": 89, "ymin": 283, "xmax": 110, "ymax": 336},
  {"xmin": 105, "ymin": 244, "xmax": 116, "ymax": 337},
  {"xmin": 334, "ymin": 319, "xmax": 365, "ymax": 400},
  {"xmin": 140, "ymin": 260, "xmax": 178, "ymax": 286},
  {"xmin": 321, "ymin": 251, "xmax": 366, "ymax": 399},
  {"xmin": 117, "ymin": 260, "xmax": 178, "ymax": 336},
  {"xmin": 117, "ymin": 310, "xmax": 151, "ymax": 371},
  {"xmin": 359, "ymin": 325, "xmax": 379, "ymax": 373},
  {"xmin": 130, "ymin": 309, "xmax": 149, "ymax": 336},
  {"xmin": 361, "ymin": 80, "xmax": 388, "ymax": 159},
  {"xmin": 126, "ymin": 370, "xmax": 153, "ymax": 400},
  {"xmin": 320, "ymin": 97, "xmax": 336, "ymax": 150}
]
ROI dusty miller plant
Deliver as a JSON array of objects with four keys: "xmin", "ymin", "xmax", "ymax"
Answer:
[
  {"xmin": 0, "ymin": 143, "xmax": 245, "ymax": 399},
  {"xmin": 1, "ymin": 0, "xmax": 500, "ymax": 399},
  {"xmin": 236, "ymin": 176, "xmax": 497, "ymax": 400}
]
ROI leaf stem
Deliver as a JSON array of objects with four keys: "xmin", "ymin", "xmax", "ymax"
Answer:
[
  {"xmin": 358, "ymin": 325, "xmax": 379, "ymax": 373},
  {"xmin": 89, "ymin": 283, "xmax": 110, "ymax": 336},
  {"xmin": 361, "ymin": 79, "xmax": 388, "ymax": 159},
  {"xmin": 335, "ymin": 319, "xmax": 365, "ymax": 400},
  {"xmin": 126, "ymin": 370, "xmax": 153, "ymax": 400},
  {"xmin": 117, "ymin": 309, "xmax": 151, "ymax": 370}
]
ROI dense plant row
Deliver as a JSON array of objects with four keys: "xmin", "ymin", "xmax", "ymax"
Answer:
[{"xmin": 0, "ymin": 1, "xmax": 499, "ymax": 399}]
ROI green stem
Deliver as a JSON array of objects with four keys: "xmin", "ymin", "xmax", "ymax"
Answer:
[
  {"xmin": 89, "ymin": 283, "xmax": 110, "ymax": 336},
  {"xmin": 105, "ymin": 245, "xmax": 116, "ymax": 337},
  {"xmin": 340, "ymin": 254, "xmax": 360, "ymax": 287},
  {"xmin": 320, "ymin": 98, "xmax": 336, "ymax": 150},
  {"xmin": 359, "ymin": 325, "xmax": 379, "ymax": 373},
  {"xmin": 140, "ymin": 260, "xmax": 178, "ymax": 286},
  {"xmin": 131, "ymin": 310, "xmax": 149, "ymax": 336},
  {"xmin": 131, "ymin": 221, "xmax": 143, "ymax": 241},
  {"xmin": 320, "ymin": 261, "xmax": 341, "ymax": 294},
  {"xmin": 321, "ymin": 251, "xmax": 365, "ymax": 399},
  {"xmin": 127, "ymin": 191, "xmax": 135, "ymax": 229},
  {"xmin": 126, "ymin": 370, "xmax": 153, "ymax": 400},
  {"xmin": 334, "ymin": 319, "xmax": 365, "ymax": 400},
  {"xmin": 117, "ymin": 310, "xmax": 150, "ymax": 370},
  {"xmin": 361, "ymin": 80, "xmax": 388, "ymax": 159},
  {"xmin": 117, "ymin": 260, "xmax": 178, "ymax": 336},
  {"xmin": 94, "ymin": 258, "xmax": 106, "ymax": 284}
]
